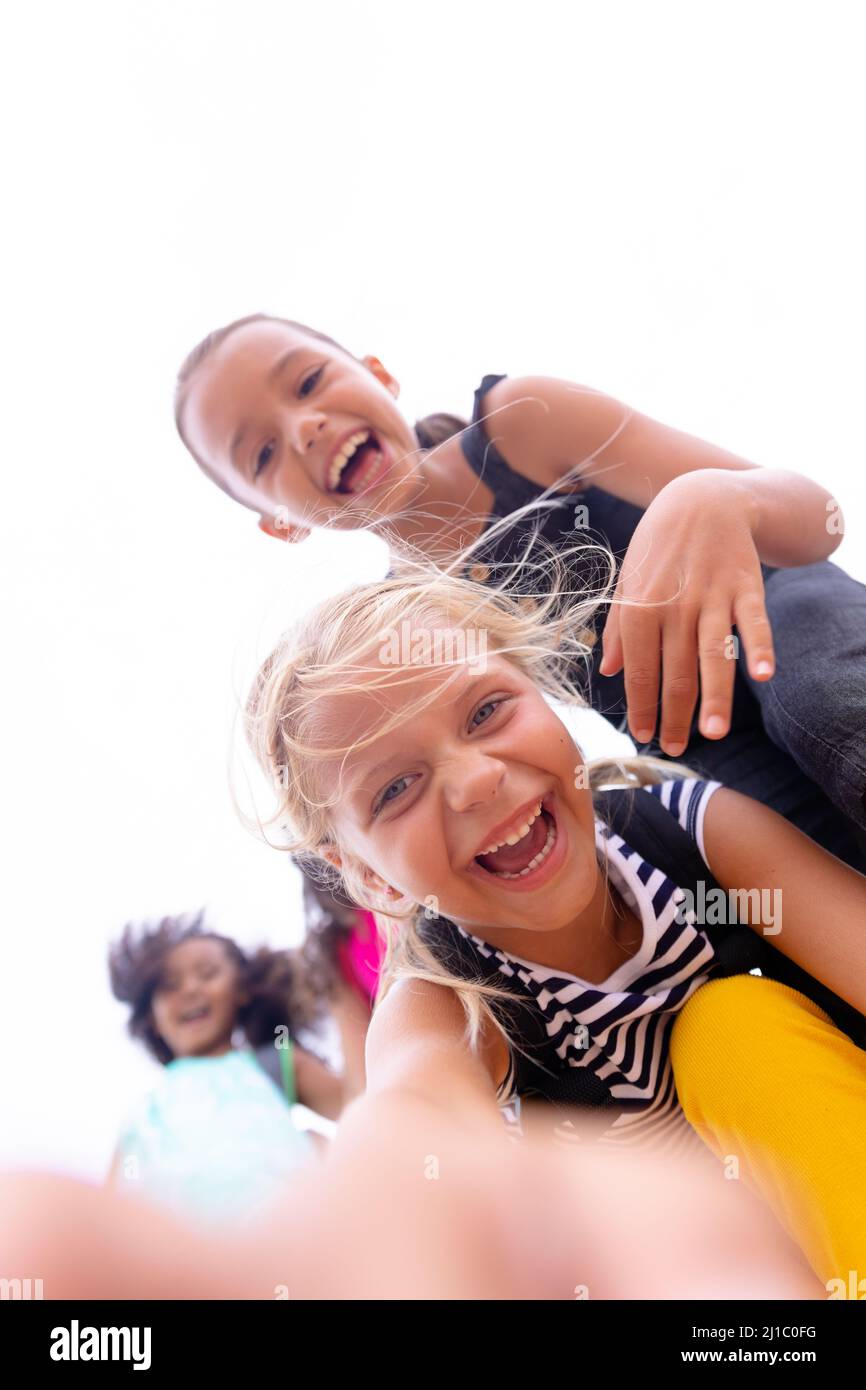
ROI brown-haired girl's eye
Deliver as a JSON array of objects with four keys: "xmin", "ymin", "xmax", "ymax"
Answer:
[
  {"xmin": 255, "ymin": 441, "xmax": 276, "ymax": 478},
  {"xmin": 299, "ymin": 367, "xmax": 324, "ymax": 398}
]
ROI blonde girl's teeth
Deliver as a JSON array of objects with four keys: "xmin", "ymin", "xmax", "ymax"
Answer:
[
  {"xmin": 482, "ymin": 801, "xmax": 544, "ymax": 855},
  {"xmin": 491, "ymin": 817, "xmax": 556, "ymax": 878}
]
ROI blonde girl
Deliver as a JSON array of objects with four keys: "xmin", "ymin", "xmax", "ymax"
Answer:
[{"xmin": 242, "ymin": 536, "xmax": 866, "ymax": 1286}]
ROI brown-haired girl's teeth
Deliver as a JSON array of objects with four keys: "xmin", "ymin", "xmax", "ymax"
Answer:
[{"xmin": 328, "ymin": 430, "xmax": 371, "ymax": 490}]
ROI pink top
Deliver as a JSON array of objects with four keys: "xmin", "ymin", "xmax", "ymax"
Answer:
[{"xmin": 336, "ymin": 911, "xmax": 386, "ymax": 1009}]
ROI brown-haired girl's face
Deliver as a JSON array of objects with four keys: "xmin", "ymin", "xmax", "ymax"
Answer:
[
  {"xmin": 150, "ymin": 937, "xmax": 246, "ymax": 1060},
  {"xmin": 321, "ymin": 638, "xmax": 600, "ymax": 957},
  {"xmin": 181, "ymin": 321, "xmax": 424, "ymax": 533}
]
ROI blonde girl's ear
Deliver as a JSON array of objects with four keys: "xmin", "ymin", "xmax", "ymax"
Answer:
[
  {"xmin": 317, "ymin": 842, "xmax": 343, "ymax": 874},
  {"xmin": 258, "ymin": 514, "xmax": 312, "ymax": 544},
  {"xmin": 317, "ymin": 841, "xmax": 402, "ymax": 906}
]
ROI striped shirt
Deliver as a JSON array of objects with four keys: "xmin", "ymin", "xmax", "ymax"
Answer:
[{"xmin": 456, "ymin": 778, "xmax": 725, "ymax": 1155}]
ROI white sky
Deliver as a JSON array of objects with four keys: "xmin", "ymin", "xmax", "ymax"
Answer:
[{"xmin": 1, "ymin": 0, "xmax": 864, "ymax": 1181}]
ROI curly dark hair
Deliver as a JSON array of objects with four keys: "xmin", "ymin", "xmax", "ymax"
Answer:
[{"xmin": 108, "ymin": 910, "xmax": 329, "ymax": 1066}]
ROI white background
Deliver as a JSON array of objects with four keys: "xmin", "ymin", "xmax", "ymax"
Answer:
[{"xmin": 1, "ymin": 0, "xmax": 863, "ymax": 1180}]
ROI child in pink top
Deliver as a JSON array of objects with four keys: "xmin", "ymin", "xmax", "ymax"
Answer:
[
  {"xmin": 298, "ymin": 866, "xmax": 389, "ymax": 1092},
  {"xmin": 335, "ymin": 909, "xmax": 385, "ymax": 1010}
]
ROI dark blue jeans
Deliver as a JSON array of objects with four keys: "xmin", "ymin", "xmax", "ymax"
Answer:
[{"xmin": 592, "ymin": 560, "xmax": 866, "ymax": 874}]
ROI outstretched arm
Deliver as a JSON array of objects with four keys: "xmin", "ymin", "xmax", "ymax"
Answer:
[
  {"xmin": 483, "ymin": 374, "xmax": 842, "ymax": 567},
  {"xmin": 702, "ymin": 786, "xmax": 866, "ymax": 1016},
  {"xmin": 328, "ymin": 975, "xmax": 509, "ymax": 1167}
]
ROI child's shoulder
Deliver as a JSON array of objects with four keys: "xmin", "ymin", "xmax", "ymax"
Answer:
[
  {"xmin": 639, "ymin": 776, "xmax": 723, "ymax": 867},
  {"xmin": 473, "ymin": 373, "xmax": 623, "ymax": 495},
  {"xmin": 597, "ymin": 775, "xmax": 723, "ymax": 870}
]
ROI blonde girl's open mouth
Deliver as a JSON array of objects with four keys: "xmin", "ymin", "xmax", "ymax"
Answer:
[{"xmin": 466, "ymin": 791, "xmax": 567, "ymax": 893}]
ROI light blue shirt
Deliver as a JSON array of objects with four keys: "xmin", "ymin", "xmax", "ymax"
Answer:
[{"xmin": 113, "ymin": 1048, "xmax": 315, "ymax": 1229}]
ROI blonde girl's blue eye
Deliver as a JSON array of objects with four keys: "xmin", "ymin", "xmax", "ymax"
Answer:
[
  {"xmin": 299, "ymin": 367, "xmax": 324, "ymax": 398},
  {"xmin": 373, "ymin": 774, "xmax": 414, "ymax": 816},
  {"xmin": 470, "ymin": 697, "xmax": 505, "ymax": 729}
]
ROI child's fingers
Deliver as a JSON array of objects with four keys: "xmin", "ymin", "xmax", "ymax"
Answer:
[
  {"xmin": 657, "ymin": 613, "xmax": 700, "ymax": 755},
  {"xmin": 695, "ymin": 605, "xmax": 739, "ymax": 739},
  {"xmin": 599, "ymin": 591, "xmax": 623, "ymax": 675},
  {"xmin": 619, "ymin": 608, "xmax": 662, "ymax": 746},
  {"xmin": 732, "ymin": 584, "xmax": 776, "ymax": 682}
]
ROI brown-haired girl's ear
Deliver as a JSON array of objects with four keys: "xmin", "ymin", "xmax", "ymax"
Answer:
[
  {"xmin": 258, "ymin": 515, "xmax": 312, "ymax": 544},
  {"xmin": 361, "ymin": 355, "xmax": 399, "ymax": 398}
]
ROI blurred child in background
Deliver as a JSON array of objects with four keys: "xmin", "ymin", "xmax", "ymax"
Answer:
[{"xmin": 107, "ymin": 911, "xmax": 344, "ymax": 1229}]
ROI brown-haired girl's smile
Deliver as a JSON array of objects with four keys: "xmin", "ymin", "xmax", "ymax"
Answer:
[
  {"xmin": 182, "ymin": 322, "xmax": 433, "ymax": 534},
  {"xmin": 176, "ymin": 316, "xmax": 495, "ymax": 554},
  {"xmin": 150, "ymin": 936, "xmax": 247, "ymax": 1059}
]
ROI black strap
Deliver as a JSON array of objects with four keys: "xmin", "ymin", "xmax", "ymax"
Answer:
[
  {"xmin": 595, "ymin": 786, "xmax": 866, "ymax": 1049},
  {"xmin": 459, "ymin": 373, "xmax": 531, "ymax": 508},
  {"xmin": 418, "ymin": 786, "xmax": 866, "ymax": 1120},
  {"xmin": 417, "ymin": 909, "xmax": 616, "ymax": 1108}
]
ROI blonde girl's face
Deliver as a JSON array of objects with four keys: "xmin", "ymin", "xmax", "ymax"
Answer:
[
  {"xmin": 180, "ymin": 321, "xmax": 425, "ymax": 531},
  {"xmin": 322, "ymin": 641, "xmax": 599, "ymax": 943}
]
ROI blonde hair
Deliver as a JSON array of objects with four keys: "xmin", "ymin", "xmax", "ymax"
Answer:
[{"xmin": 242, "ymin": 521, "xmax": 698, "ymax": 1090}]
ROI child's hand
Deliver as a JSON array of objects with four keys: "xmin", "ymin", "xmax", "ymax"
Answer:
[{"xmin": 598, "ymin": 470, "xmax": 776, "ymax": 755}]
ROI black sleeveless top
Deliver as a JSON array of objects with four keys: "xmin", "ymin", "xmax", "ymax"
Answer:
[
  {"xmin": 459, "ymin": 373, "xmax": 779, "ymax": 732},
  {"xmin": 417, "ymin": 783, "xmax": 866, "ymax": 1133}
]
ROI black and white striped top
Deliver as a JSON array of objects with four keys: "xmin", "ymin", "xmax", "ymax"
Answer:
[{"xmin": 458, "ymin": 778, "xmax": 725, "ymax": 1155}]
